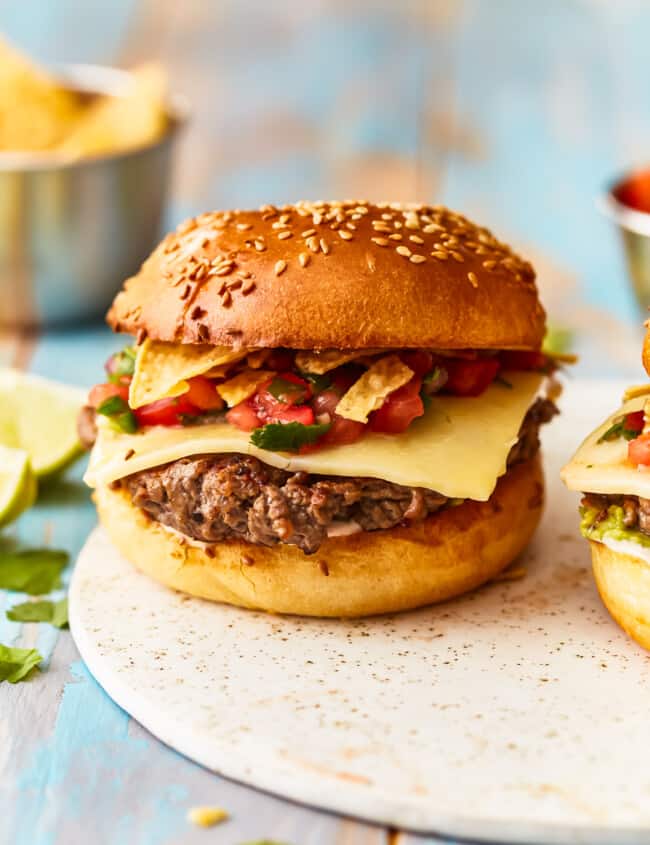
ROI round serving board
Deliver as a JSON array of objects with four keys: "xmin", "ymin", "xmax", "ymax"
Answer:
[{"xmin": 69, "ymin": 382, "xmax": 650, "ymax": 844}]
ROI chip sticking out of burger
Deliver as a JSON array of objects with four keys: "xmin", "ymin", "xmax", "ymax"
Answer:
[
  {"xmin": 81, "ymin": 201, "xmax": 559, "ymax": 617},
  {"xmin": 561, "ymin": 331, "xmax": 650, "ymax": 650}
]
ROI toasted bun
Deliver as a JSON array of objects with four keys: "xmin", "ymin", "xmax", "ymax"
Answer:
[
  {"xmin": 590, "ymin": 540, "xmax": 650, "ymax": 650},
  {"xmin": 94, "ymin": 457, "xmax": 543, "ymax": 618},
  {"xmin": 643, "ymin": 326, "xmax": 650, "ymax": 376},
  {"xmin": 107, "ymin": 201, "xmax": 545, "ymax": 351}
]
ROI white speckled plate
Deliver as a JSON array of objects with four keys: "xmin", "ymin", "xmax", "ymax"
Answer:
[{"xmin": 70, "ymin": 381, "xmax": 650, "ymax": 844}]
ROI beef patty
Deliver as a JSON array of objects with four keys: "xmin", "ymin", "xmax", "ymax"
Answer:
[{"xmin": 116, "ymin": 398, "xmax": 556, "ymax": 554}]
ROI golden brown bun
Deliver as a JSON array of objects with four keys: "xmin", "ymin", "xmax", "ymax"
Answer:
[
  {"xmin": 643, "ymin": 326, "xmax": 650, "ymax": 376},
  {"xmin": 95, "ymin": 457, "xmax": 544, "ymax": 618},
  {"xmin": 107, "ymin": 201, "xmax": 545, "ymax": 351},
  {"xmin": 590, "ymin": 540, "xmax": 650, "ymax": 650}
]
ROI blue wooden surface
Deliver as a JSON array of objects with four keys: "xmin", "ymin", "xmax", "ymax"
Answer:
[{"xmin": 2, "ymin": 1, "xmax": 650, "ymax": 843}]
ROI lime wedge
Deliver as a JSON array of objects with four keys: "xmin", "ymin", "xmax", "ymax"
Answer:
[
  {"xmin": 0, "ymin": 369, "xmax": 86, "ymax": 477},
  {"xmin": 0, "ymin": 445, "xmax": 37, "ymax": 527}
]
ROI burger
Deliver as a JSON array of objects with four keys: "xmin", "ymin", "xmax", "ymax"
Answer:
[
  {"xmin": 80, "ymin": 200, "xmax": 558, "ymax": 617},
  {"xmin": 561, "ymin": 334, "xmax": 650, "ymax": 650}
]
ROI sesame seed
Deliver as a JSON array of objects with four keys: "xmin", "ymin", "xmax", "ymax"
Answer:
[
  {"xmin": 301, "ymin": 228, "xmax": 316, "ymax": 237},
  {"xmin": 482, "ymin": 259, "xmax": 497, "ymax": 270},
  {"xmin": 451, "ymin": 251, "xmax": 464, "ymax": 262},
  {"xmin": 404, "ymin": 215, "xmax": 420, "ymax": 230},
  {"xmin": 313, "ymin": 212, "xmax": 323, "ymax": 225},
  {"xmin": 306, "ymin": 236, "xmax": 319, "ymax": 253},
  {"xmin": 338, "ymin": 230, "xmax": 353, "ymax": 240},
  {"xmin": 299, "ymin": 252, "xmax": 311, "ymax": 267},
  {"xmin": 396, "ymin": 245, "xmax": 412, "ymax": 258},
  {"xmin": 220, "ymin": 291, "xmax": 232, "ymax": 308},
  {"xmin": 279, "ymin": 213, "xmax": 291, "ymax": 224},
  {"xmin": 423, "ymin": 223, "xmax": 443, "ymax": 233},
  {"xmin": 381, "ymin": 213, "xmax": 393, "ymax": 221},
  {"xmin": 213, "ymin": 265, "xmax": 234, "ymax": 277},
  {"xmin": 227, "ymin": 278, "xmax": 242, "ymax": 290},
  {"xmin": 389, "ymin": 233, "xmax": 402, "ymax": 241},
  {"xmin": 372, "ymin": 221, "xmax": 391, "ymax": 232},
  {"xmin": 431, "ymin": 251, "xmax": 449, "ymax": 260},
  {"xmin": 409, "ymin": 235, "xmax": 424, "ymax": 244},
  {"xmin": 393, "ymin": 220, "xmax": 403, "ymax": 229},
  {"xmin": 242, "ymin": 279, "xmax": 256, "ymax": 295},
  {"xmin": 320, "ymin": 238, "xmax": 330, "ymax": 255},
  {"xmin": 254, "ymin": 240, "xmax": 267, "ymax": 252},
  {"xmin": 351, "ymin": 213, "xmax": 362, "ymax": 220},
  {"xmin": 278, "ymin": 231, "xmax": 292, "ymax": 240},
  {"xmin": 275, "ymin": 260, "xmax": 287, "ymax": 276},
  {"xmin": 272, "ymin": 221, "xmax": 288, "ymax": 230},
  {"xmin": 371, "ymin": 237, "xmax": 389, "ymax": 247},
  {"xmin": 410, "ymin": 254, "xmax": 427, "ymax": 264},
  {"xmin": 236, "ymin": 222, "xmax": 252, "ymax": 231},
  {"xmin": 366, "ymin": 252, "xmax": 376, "ymax": 272},
  {"xmin": 468, "ymin": 271, "xmax": 479, "ymax": 287},
  {"xmin": 240, "ymin": 270, "xmax": 252, "ymax": 279}
]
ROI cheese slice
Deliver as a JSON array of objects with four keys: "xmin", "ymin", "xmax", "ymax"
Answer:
[
  {"xmin": 561, "ymin": 392, "xmax": 650, "ymax": 497},
  {"xmin": 129, "ymin": 339, "xmax": 251, "ymax": 408},
  {"xmin": 85, "ymin": 372, "xmax": 543, "ymax": 499}
]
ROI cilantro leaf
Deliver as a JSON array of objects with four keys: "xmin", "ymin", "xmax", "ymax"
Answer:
[
  {"xmin": 303, "ymin": 373, "xmax": 331, "ymax": 392},
  {"xmin": 97, "ymin": 395, "xmax": 129, "ymax": 416},
  {"xmin": 0, "ymin": 548, "xmax": 68, "ymax": 595},
  {"xmin": 267, "ymin": 377, "xmax": 308, "ymax": 404},
  {"xmin": 598, "ymin": 417, "xmax": 640, "ymax": 444},
  {"xmin": 250, "ymin": 422, "xmax": 331, "ymax": 452},
  {"xmin": 7, "ymin": 597, "xmax": 68, "ymax": 628},
  {"xmin": 0, "ymin": 644, "xmax": 42, "ymax": 683}
]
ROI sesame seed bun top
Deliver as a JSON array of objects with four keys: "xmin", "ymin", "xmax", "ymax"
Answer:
[{"xmin": 107, "ymin": 200, "xmax": 546, "ymax": 350}]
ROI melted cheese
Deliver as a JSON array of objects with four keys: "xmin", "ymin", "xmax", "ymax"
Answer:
[
  {"xmin": 561, "ymin": 392, "xmax": 650, "ymax": 497},
  {"xmin": 85, "ymin": 372, "xmax": 543, "ymax": 499}
]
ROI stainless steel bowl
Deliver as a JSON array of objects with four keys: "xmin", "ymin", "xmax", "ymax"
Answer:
[
  {"xmin": 0, "ymin": 64, "xmax": 187, "ymax": 328},
  {"xmin": 600, "ymin": 169, "xmax": 650, "ymax": 313}
]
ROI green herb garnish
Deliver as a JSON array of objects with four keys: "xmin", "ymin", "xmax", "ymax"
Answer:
[
  {"xmin": 0, "ymin": 548, "xmax": 68, "ymax": 595},
  {"xmin": 250, "ymin": 422, "xmax": 331, "ymax": 452},
  {"xmin": 0, "ymin": 644, "xmax": 42, "ymax": 683},
  {"xmin": 7, "ymin": 597, "xmax": 68, "ymax": 628}
]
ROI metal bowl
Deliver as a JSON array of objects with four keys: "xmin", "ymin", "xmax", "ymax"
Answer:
[
  {"xmin": 600, "ymin": 168, "xmax": 650, "ymax": 314},
  {"xmin": 0, "ymin": 64, "xmax": 187, "ymax": 329}
]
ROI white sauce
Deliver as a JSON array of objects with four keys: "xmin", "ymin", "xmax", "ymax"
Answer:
[{"xmin": 598, "ymin": 534, "xmax": 650, "ymax": 565}]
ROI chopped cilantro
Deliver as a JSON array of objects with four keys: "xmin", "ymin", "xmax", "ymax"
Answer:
[
  {"xmin": 7, "ymin": 597, "xmax": 68, "ymax": 628},
  {"xmin": 0, "ymin": 644, "xmax": 42, "ymax": 683},
  {"xmin": 250, "ymin": 422, "xmax": 331, "ymax": 452},
  {"xmin": 0, "ymin": 548, "xmax": 68, "ymax": 595}
]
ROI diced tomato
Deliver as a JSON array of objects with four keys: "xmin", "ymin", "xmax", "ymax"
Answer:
[
  {"xmin": 184, "ymin": 376, "xmax": 224, "ymax": 411},
  {"xmin": 88, "ymin": 382, "xmax": 129, "ymax": 409},
  {"xmin": 399, "ymin": 350, "xmax": 433, "ymax": 376},
  {"xmin": 226, "ymin": 397, "xmax": 261, "ymax": 432},
  {"xmin": 625, "ymin": 411, "xmax": 645, "ymax": 434},
  {"xmin": 266, "ymin": 349, "xmax": 295, "ymax": 371},
  {"xmin": 629, "ymin": 433, "xmax": 650, "ymax": 466},
  {"xmin": 615, "ymin": 171, "xmax": 650, "ymax": 214},
  {"xmin": 444, "ymin": 358, "xmax": 500, "ymax": 396},
  {"xmin": 134, "ymin": 395, "xmax": 199, "ymax": 427},
  {"xmin": 270, "ymin": 404, "xmax": 315, "ymax": 425},
  {"xmin": 369, "ymin": 377, "xmax": 424, "ymax": 434},
  {"xmin": 500, "ymin": 350, "xmax": 546, "ymax": 371},
  {"xmin": 317, "ymin": 416, "xmax": 365, "ymax": 447}
]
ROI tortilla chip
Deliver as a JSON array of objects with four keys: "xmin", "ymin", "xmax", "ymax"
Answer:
[
  {"xmin": 216, "ymin": 369, "xmax": 275, "ymax": 407},
  {"xmin": 0, "ymin": 37, "xmax": 82, "ymax": 151},
  {"xmin": 57, "ymin": 63, "xmax": 167, "ymax": 158},
  {"xmin": 129, "ymin": 339, "xmax": 251, "ymax": 408},
  {"xmin": 623, "ymin": 384, "xmax": 650, "ymax": 402},
  {"xmin": 335, "ymin": 355, "xmax": 414, "ymax": 423},
  {"xmin": 295, "ymin": 348, "xmax": 383, "ymax": 374}
]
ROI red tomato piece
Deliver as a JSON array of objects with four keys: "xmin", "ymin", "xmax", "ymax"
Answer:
[
  {"xmin": 625, "ymin": 411, "xmax": 645, "ymax": 433},
  {"xmin": 399, "ymin": 350, "xmax": 433, "ymax": 376},
  {"xmin": 270, "ymin": 405, "xmax": 315, "ymax": 425},
  {"xmin": 317, "ymin": 416, "xmax": 366, "ymax": 447},
  {"xmin": 444, "ymin": 358, "xmax": 500, "ymax": 396},
  {"xmin": 500, "ymin": 350, "xmax": 546, "ymax": 371},
  {"xmin": 629, "ymin": 433, "xmax": 650, "ymax": 466},
  {"xmin": 185, "ymin": 376, "xmax": 224, "ymax": 411},
  {"xmin": 615, "ymin": 171, "xmax": 650, "ymax": 214},
  {"xmin": 368, "ymin": 377, "xmax": 424, "ymax": 434},
  {"xmin": 226, "ymin": 398, "xmax": 261, "ymax": 432},
  {"xmin": 135, "ymin": 395, "xmax": 199, "ymax": 427},
  {"xmin": 88, "ymin": 382, "xmax": 129, "ymax": 408}
]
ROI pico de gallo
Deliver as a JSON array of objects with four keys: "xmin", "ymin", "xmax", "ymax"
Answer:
[{"xmin": 87, "ymin": 346, "xmax": 553, "ymax": 454}]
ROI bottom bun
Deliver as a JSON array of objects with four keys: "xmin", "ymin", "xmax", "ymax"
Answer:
[
  {"xmin": 591, "ymin": 540, "xmax": 650, "ymax": 650},
  {"xmin": 95, "ymin": 456, "xmax": 544, "ymax": 618}
]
